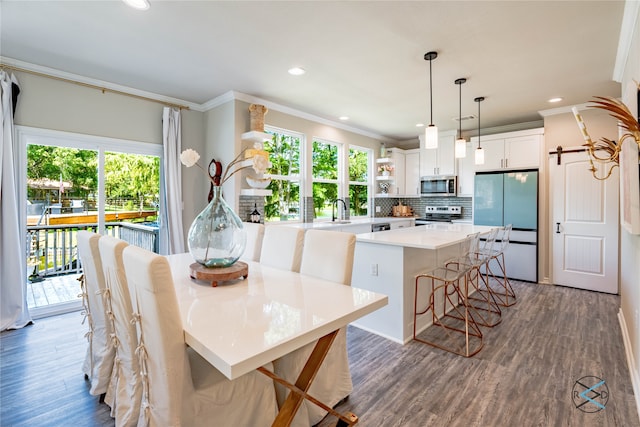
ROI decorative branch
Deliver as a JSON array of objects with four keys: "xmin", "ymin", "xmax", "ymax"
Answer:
[{"xmin": 573, "ymin": 96, "xmax": 640, "ymax": 180}]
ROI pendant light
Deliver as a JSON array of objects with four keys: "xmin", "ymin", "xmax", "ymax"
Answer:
[
  {"xmin": 454, "ymin": 78, "xmax": 467, "ymax": 158},
  {"xmin": 474, "ymin": 96, "xmax": 485, "ymax": 165},
  {"xmin": 123, "ymin": 0, "xmax": 150, "ymax": 10},
  {"xmin": 424, "ymin": 51, "xmax": 438, "ymax": 149}
]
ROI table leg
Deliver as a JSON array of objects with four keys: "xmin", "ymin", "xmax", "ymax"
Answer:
[{"xmin": 257, "ymin": 329, "xmax": 359, "ymax": 427}]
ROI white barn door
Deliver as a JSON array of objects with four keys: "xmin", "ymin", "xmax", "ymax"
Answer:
[{"xmin": 550, "ymin": 150, "xmax": 619, "ymax": 293}]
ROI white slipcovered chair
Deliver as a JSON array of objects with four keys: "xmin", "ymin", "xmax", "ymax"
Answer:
[
  {"xmin": 99, "ymin": 235, "xmax": 141, "ymax": 427},
  {"xmin": 77, "ymin": 230, "xmax": 115, "ymax": 399},
  {"xmin": 259, "ymin": 226, "xmax": 304, "ymax": 272},
  {"xmin": 273, "ymin": 229, "xmax": 356, "ymax": 426},
  {"xmin": 241, "ymin": 222, "xmax": 265, "ymax": 262},
  {"xmin": 122, "ymin": 245, "xmax": 279, "ymax": 427}
]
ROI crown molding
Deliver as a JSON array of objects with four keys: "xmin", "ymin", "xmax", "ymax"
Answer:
[
  {"xmin": 200, "ymin": 90, "xmax": 238, "ymax": 111},
  {"xmin": 0, "ymin": 56, "xmax": 204, "ymax": 111},
  {"xmin": 538, "ymin": 103, "xmax": 591, "ymax": 117},
  {"xmin": 538, "ymin": 98, "xmax": 622, "ymax": 117},
  {"xmin": 613, "ymin": 0, "xmax": 640, "ymax": 82},
  {"xmin": 3, "ymin": 57, "xmax": 390, "ymax": 141},
  {"xmin": 202, "ymin": 90, "xmax": 389, "ymax": 142}
]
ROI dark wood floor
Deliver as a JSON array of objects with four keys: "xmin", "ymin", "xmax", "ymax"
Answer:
[{"xmin": 1, "ymin": 281, "xmax": 638, "ymax": 426}]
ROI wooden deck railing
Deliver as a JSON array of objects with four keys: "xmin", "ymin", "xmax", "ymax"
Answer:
[{"xmin": 26, "ymin": 222, "xmax": 159, "ymax": 280}]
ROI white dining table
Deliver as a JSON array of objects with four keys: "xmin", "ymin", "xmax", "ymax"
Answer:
[{"xmin": 165, "ymin": 253, "xmax": 388, "ymax": 426}]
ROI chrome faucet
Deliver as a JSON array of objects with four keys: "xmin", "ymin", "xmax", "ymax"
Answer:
[{"xmin": 332, "ymin": 198, "xmax": 348, "ymax": 222}]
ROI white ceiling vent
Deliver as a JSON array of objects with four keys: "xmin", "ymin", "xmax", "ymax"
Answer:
[{"xmin": 453, "ymin": 115, "xmax": 476, "ymax": 122}]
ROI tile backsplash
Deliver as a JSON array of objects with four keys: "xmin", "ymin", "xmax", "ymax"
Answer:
[{"xmin": 374, "ymin": 196, "xmax": 473, "ymax": 221}]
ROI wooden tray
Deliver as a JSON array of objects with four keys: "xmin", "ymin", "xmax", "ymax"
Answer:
[{"xmin": 189, "ymin": 261, "xmax": 248, "ymax": 287}]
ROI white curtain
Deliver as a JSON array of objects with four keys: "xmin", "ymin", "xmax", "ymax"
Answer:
[
  {"xmin": 160, "ymin": 107, "xmax": 185, "ymax": 255},
  {"xmin": 1, "ymin": 71, "xmax": 31, "ymax": 330}
]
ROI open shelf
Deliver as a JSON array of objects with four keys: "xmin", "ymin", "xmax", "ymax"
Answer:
[
  {"xmin": 240, "ymin": 189, "xmax": 272, "ymax": 196},
  {"xmin": 241, "ymin": 131, "xmax": 272, "ymax": 143}
]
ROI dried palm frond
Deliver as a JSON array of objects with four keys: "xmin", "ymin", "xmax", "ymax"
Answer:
[
  {"xmin": 580, "ymin": 96, "xmax": 640, "ymax": 180},
  {"xmin": 589, "ymin": 96, "xmax": 640, "ymax": 137}
]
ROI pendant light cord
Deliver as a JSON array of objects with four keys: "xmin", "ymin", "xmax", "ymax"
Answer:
[
  {"xmin": 459, "ymin": 81, "xmax": 462, "ymax": 139},
  {"xmin": 477, "ymin": 99, "xmax": 481, "ymax": 148},
  {"xmin": 475, "ymin": 96, "xmax": 484, "ymax": 148},
  {"xmin": 429, "ymin": 59, "xmax": 433, "ymax": 126},
  {"xmin": 424, "ymin": 51, "xmax": 437, "ymax": 127}
]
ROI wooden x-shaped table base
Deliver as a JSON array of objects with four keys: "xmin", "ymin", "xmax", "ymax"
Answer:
[{"xmin": 257, "ymin": 329, "xmax": 358, "ymax": 427}]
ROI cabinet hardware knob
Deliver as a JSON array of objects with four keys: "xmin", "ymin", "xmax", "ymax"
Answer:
[{"xmin": 556, "ymin": 222, "xmax": 561, "ymax": 234}]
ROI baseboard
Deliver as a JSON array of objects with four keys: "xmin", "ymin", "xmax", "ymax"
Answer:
[
  {"xmin": 618, "ymin": 308, "xmax": 640, "ymax": 422},
  {"xmin": 30, "ymin": 300, "xmax": 82, "ymax": 320},
  {"xmin": 349, "ymin": 323, "xmax": 405, "ymax": 345}
]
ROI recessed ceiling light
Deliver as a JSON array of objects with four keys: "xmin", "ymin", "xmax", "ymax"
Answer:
[
  {"xmin": 288, "ymin": 67, "xmax": 305, "ymax": 76},
  {"xmin": 416, "ymin": 123, "xmax": 424, "ymax": 127},
  {"xmin": 123, "ymin": 0, "xmax": 150, "ymax": 10},
  {"xmin": 548, "ymin": 97, "xmax": 563, "ymax": 103},
  {"xmin": 339, "ymin": 116, "xmax": 349, "ymax": 121}
]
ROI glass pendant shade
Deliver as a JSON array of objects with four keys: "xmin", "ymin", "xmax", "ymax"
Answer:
[
  {"xmin": 473, "ymin": 96, "xmax": 485, "ymax": 165},
  {"xmin": 454, "ymin": 78, "xmax": 467, "ymax": 158},
  {"xmin": 475, "ymin": 146, "xmax": 485, "ymax": 165},
  {"xmin": 425, "ymin": 125, "xmax": 438, "ymax": 149},
  {"xmin": 423, "ymin": 51, "xmax": 438, "ymax": 150},
  {"xmin": 455, "ymin": 138, "xmax": 466, "ymax": 158}
]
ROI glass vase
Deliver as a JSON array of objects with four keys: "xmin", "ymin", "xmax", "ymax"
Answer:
[{"xmin": 187, "ymin": 186, "xmax": 247, "ymax": 268}]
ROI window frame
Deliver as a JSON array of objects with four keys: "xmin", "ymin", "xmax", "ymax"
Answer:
[
  {"xmin": 311, "ymin": 137, "xmax": 343, "ymax": 220},
  {"xmin": 347, "ymin": 144, "xmax": 373, "ymax": 219},
  {"xmin": 263, "ymin": 125, "xmax": 305, "ymax": 223}
]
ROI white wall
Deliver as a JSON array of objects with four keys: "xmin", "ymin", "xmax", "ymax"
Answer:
[
  {"xmin": 619, "ymin": 1, "xmax": 640, "ymax": 408},
  {"xmin": 201, "ymin": 100, "xmax": 238, "ymax": 210}
]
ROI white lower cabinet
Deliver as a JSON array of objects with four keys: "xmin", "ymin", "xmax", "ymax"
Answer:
[
  {"xmin": 340, "ymin": 224, "xmax": 375, "ymax": 234},
  {"xmin": 390, "ymin": 219, "xmax": 415, "ymax": 229}
]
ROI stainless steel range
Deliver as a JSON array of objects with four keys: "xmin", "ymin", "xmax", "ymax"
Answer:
[{"xmin": 415, "ymin": 205, "xmax": 462, "ymax": 225}]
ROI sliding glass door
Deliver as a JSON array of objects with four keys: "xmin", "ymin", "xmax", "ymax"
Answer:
[{"xmin": 18, "ymin": 127, "xmax": 162, "ymax": 317}]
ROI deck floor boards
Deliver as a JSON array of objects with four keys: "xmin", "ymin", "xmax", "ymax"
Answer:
[{"xmin": 27, "ymin": 274, "xmax": 82, "ymax": 310}]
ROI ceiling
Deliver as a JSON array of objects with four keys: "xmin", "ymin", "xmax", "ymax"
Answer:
[{"xmin": 0, "ymin": 1, "xmax": 625, "ymax": 146}]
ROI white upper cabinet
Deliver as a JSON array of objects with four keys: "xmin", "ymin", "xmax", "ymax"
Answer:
[
  {"xmin": 420, "ymin": 130, "xmax": 456, "ymax": 176},
  {"xmin": 404, "ymin": 149, "xmax": 420, "ymax": 196},
  {"xmin": 471, "ymin": 128, "xmax": 543, "ymax": 172},
  {"xmin": 457, "ymin": 141, "xmax": 475, "ymax": 197}
]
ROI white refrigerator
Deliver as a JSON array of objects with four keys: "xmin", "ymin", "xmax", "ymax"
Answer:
[{"xmin": 473, "ymin": 170, "xmax": 538, "ymax": 282}]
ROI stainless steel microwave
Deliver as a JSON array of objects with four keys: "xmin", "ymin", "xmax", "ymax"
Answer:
[{"xmin": 420, "ymin": 176, "xmax": 457, "ymax": 197}]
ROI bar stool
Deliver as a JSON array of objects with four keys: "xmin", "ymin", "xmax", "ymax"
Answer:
[
  {"xmin": 413, "ymin": 234, "xmax": 483, "ymax": 357},
  {"xmin": 480, "ymin": 224, "xmax": 515, "ymax": 307},
  {"xmin": 447, "ymin": 229, "xmax": 502, "ymax": 328}
]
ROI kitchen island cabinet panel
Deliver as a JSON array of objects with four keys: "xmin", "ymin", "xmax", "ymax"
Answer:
[{"xmin": 350, "ymin": 224, "xmax": 493, "ymax": 343}]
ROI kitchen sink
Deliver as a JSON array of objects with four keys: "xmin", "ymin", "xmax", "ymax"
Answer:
[{"xmin": 331, "ymin": 220, "xmax": 351, "ymax": 224}]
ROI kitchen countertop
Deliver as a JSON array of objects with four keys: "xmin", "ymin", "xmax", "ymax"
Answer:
[
  {"xmin": 356, "ymin": 223, "xmax": 495, "ymax": 250},
  {"xmin": 270, "ymin": 216, "xmax": 416, "ymax": 230}
]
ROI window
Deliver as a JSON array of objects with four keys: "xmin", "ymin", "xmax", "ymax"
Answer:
[
  {"xmin": 262, "ymin": 126, "xmax": 373, "ymax": 222},
  {"xmin": 312, "ymin": 139, "xmax": 340, "ymax": 220},
  {"xmin": 264, "ymin": 127, "xmax": 302, "ymax": 221},
  {"xmin": 349, "ymin": 146, "xmax": 371, "ymax": 217}
]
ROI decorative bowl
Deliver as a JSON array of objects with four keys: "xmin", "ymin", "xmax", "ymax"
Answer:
[{"xmin": 246, "ymin": 176, "xmax": 271, "ymax": 189}]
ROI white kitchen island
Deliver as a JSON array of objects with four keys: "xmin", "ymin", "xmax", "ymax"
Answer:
[{"xmin": 350, "ymin": 223, "xmax": 495, "ymax": 344}]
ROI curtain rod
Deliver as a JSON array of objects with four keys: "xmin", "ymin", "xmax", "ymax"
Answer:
[{"xmin": 0, "ymin": 64, "xmax": 189, "ymax": 110}]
